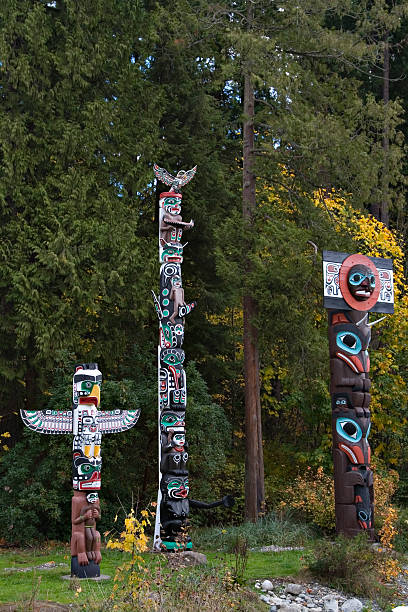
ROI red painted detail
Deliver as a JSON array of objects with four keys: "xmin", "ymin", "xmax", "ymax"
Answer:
[
  {"xmin": 175, "ymin": 487, "xmax": 188, "ymax": 498},
  {"xmin": 79, "ymin": 396, "xmax": 98, "ymax": 407},
  {"xmin": 159, "ymin": 192, "xmax": 182, "ymax": 199},
  {"xmin": 367, "ymin": 445, "xmax": 371, "ymax": 464},
  {"xmin": 336, "ymin": 352, "xmax": 364, "ymax": 373},
  {"xmin": 359, "ymin": 520, "xmax": 368, "ymax": 530},
  {"xmin": 168, "ymin": 365, "xmax": 179, "ymax": 389},
  {"xmin": 339, "ymin": 443, "xmax": 359, "ymax": 464},
  {"xmin": 351, "ymin": 466, "xmax": 358, "ymax": 471},
  {"xmin": 355, "ymin": 495, "xmax": 363, "ymax": 503},
  {"xmin": 366, "ymin": 354, "xmax": 370, "ymax": 372},
  {"xmin": 332, "ymin": 313, "xmax": 349, "ymax": 325},
  {"xmin": 338, "ymin": 254, "xmax": 380, "ymax": 311},
  {"xmin": 350, "ymin": 445, "xmax": 365, "ymax": 464},
  {"xmin": 76, "ymin": 366, "xmax": 82, "ymax": 372}
]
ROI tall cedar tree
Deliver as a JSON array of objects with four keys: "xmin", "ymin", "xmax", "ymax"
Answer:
[{"xmin": 207, "ymin": 0, "xmax": 407, "ymax": 518}]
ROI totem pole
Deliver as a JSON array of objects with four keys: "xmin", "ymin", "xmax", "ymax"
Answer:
[
  {"xmin": 323, "ymin": 251, "xmax": 394, "ymax": 537},
  {"xmin": 21, "ymin": 363, "xmax": 140, "ymax": 577},
  {"xmin": 151, "ymin": 164, "xmax": 198, "ymax": 551}
]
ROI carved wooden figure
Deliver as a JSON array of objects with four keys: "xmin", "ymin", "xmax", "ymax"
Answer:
[
  {"xmin": 152, "ymin": 165, "xmax": 197, "ymax": 551},
  {"xmin": 20, "ymin": 363, "xmax": 140, "ymax": 577},
  {"xmin": 323, "ymin": 251, "xmax": 394, "ymax": 538},
  {"xmin": 153, "ymin": 164, "xmax": 235, "ymax": 551}
]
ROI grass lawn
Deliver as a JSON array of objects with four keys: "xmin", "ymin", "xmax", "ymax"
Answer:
[{"xmin": 0, "ymin": 545, "xmax": 305, "ymax": 605}]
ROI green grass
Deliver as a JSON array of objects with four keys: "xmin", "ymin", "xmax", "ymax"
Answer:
[
  {"xmin": 0, "ymin": 544, "xmax": 305, "ymax": 605},
  {"xmin": 206, "ymin": 549, "xmax": 305, "ymax": 580},
  {"xmin": 0, "ymin": 545, "xmax": 117, "ymax": 604},
  {"xmin": 191, "ymin": 511, "xmax": 315, "ymax": 551}
]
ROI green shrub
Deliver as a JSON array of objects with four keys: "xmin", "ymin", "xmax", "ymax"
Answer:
[{"xmin": 308, "ymin": 534, "xmax": 395, "ymax": 605}]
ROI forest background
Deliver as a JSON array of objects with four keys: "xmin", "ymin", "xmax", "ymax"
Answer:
[{"xmin": 0, "ymin": 0, "xmax": 408, "ymax": 543}]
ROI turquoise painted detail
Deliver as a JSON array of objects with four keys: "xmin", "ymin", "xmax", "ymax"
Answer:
[{"xmin": 162, "ymin": 541, "xmax": 193, "ymax": 551}]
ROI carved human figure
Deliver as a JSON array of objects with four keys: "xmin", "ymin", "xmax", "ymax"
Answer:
[
  {"xmin": 160, "ymin": 197, "xmax": 194, "ymax": 246},
  {"xmin": 73, "ymin": 492, "xmax": 102, "ymax": 561},
  {"xmin": 71, "ymin": 490, "xmax": 102, "ymax": 568}
]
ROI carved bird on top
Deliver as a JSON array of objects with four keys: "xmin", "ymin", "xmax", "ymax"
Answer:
[{"xmin": 153, "ymin": 164, "xmax": 197, "ymax": 192}]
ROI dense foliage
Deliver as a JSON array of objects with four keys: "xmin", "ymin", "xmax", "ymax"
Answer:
[{"xmin": 0, "ymin": 0, "xmax": 407, "ymax": 540}]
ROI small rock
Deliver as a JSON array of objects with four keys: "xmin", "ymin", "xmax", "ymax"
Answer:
[
  {"xmin": 260, "ymin": 594, "xmax": 271, "ymax": 603},
  {"xmin": 393, "ymin": 608, "xmax": 408, "ymax": 612},
  {"xmin": 262, "ymin": 579, "xmax": 274, "ymax": 591},
  {"xmin": 341, "ymin": 599, "xmax": 363, "ymax": 612},
  {"xmin": 270, "ymin": 597, "xmax": 285, "ymax": 606},
  {"xmin": 286, "ymin": 583, "xmax": 304, "ymax": 596},
  {"xmin": 279, "ymin": 605, "xmax": 304, "ymax": 612},
  {"xmin": 309, "ymin": 609, "xmax": 322, "ymax": 612},
  {"xmin": 322, "ymin": 595, "xmax": 338, "ymax": 612},
  {"xmin": 269, "ymin": 607, "xmax": 278, "ymax": 612},
  {"xmin": 179, "ymin": 551, "xmax": 207, "ymax": 566}
]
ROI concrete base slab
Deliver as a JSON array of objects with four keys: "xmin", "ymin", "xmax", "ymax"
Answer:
[{"xmin": 61, "ymin": 574, "xmax": 111, "ymax": 581}]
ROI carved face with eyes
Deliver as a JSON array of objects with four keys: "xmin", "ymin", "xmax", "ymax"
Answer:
[
  {"xmin": 329, "ymin": 322, "xmax": 371, "ymax": 374},
  {"xmin": 334, "ymin": 416, "xmax": 371, "ymax": 465},
  {"xmin": 347, "ymin": 265, "xmax": 376, "ymax": 301}
]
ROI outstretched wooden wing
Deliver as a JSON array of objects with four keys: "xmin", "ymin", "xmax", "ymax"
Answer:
[
  {"xmin": 153, "ymin": 164, "xmax": 176, "ymax": 187},
  {"xmin": 96, "ymin": 409, "xmax": 140, "ymax": 434},
  {"xmin": 20, "ymin": 409, "xmax": 73, "ymax": 434},
  {"xmin": 178, "ymin": 166, "xmax": 197, "ymax": 187}
]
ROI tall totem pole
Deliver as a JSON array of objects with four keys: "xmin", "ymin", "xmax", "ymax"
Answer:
[
  {"xmin": 323, "ymin": 251, "xmax": 394, "ymax": 537},
  {"xmin": 21, "ymin": 363, "xmax": 140, "ymax": 577},
  {"xmin": 152, "ymin": 164, "xmax": 197, "ymax": 551}
]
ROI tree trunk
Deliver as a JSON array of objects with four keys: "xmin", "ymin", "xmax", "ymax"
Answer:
[
  {"xmin": 381, "ymin": 37, "xmax": 390, "ymax": 227},
  {"xmin": 242, "ymin": 31, "xmax": 265, "ymax": 522}
]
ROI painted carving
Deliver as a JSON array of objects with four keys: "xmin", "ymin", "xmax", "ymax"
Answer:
[
  {"xmin": 20, "ymin": 363, "xmax": 140, "ymax": 577},
  {"xmin": 323, "ymin": 251, "xmax": 394, "ymax": 538},
  {"xmin": 153, "ymin": 164, "xmax": 235, "ymax": 551},
  {"xmin": 152, "ymin": 165, "xmax": 196, "ymax": 552}
]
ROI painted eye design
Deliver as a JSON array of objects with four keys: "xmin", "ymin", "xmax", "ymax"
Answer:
[
  {"xmin": 349, "ymin": 272, "xmax": 365, "ymax": 285},
  {"xmin": 368, "ymin": 275, "xmax": 376, "ymax": 288},
  {"xmin": 79, "ymin": 464, "xmax": 93, "ymax": 474},
  {"xmin": 336, "ymin": 332, "xmax": 362, "ymax": 355},
  {"xmin": 168, "ymin": 480, "xmax": 180, "ymax": 489},
  {"xmin": 336, "ymin": 418, "xmax": 362, "ymax": 443},
  {"xmin": 162, "ymin": 414, "xmax": 177, "ymax": 425}
]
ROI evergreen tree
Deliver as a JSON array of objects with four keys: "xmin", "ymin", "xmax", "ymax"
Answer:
[{"xmin": 0, "ymin": 0, "xmax": 161, "ymax": 415}]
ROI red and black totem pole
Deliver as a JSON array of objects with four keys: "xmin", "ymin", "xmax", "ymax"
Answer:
[
  {"xmin": 151, "ymin": 164, "xmax": 234, "ymax": 551},
  {"xmin": 151, "ymin": 164, "xmax": 197, "ymax": 551},
  {"xmin": 21, "ymin": 364, "xmax": 140, "ymax": 577},
  {"xmin": 323, "ymin": 251, "xmax": 394, "ymax": 537}
]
